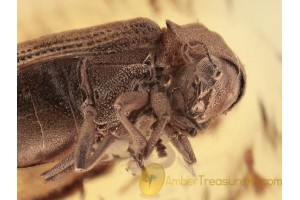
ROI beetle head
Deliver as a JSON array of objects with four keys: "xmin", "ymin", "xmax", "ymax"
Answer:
[
  {"xmin": 178, "ymin": 55, "xmax": 244, "ymax": 124},
  {"xmin": 166, "ymin": 20, "xmax": 246, "ymax": 125}
]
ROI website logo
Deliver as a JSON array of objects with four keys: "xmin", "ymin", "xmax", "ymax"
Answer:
[{"xmin": 139, "ymin": 163, "xmax": 165, "ymax": 196}]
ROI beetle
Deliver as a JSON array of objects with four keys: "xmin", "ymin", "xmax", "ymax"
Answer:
[{"xmin": 17, "ymin": 18, "xmax": 246, "ymax": 181}]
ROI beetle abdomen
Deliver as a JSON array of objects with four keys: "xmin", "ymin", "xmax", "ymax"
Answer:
[{"xmin": 17, "ymin": 58, "xmax": 83, "ymax": 167}]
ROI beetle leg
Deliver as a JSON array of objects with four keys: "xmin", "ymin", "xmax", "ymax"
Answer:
[
  {"xmin": 73, "ymin": 105, "xmax": 98, "ymax": 171},
  {"xmin": 155, "ymin": 138, "xmax": 167, "ymax": 157},
  {"xmin": 74, "ymin": 106, "xmax": 118, "ymax": 172},
  {"xmin": 42, "ymin": 105, "xmax": 115, "ymax": 180},
  {"xmin": 144, "ymin": 87, "xmax": 171, "ymax": 159},
  {"xmin": 83, "ymin": 134, "xmax": 115, "ymax": 170},
  {"xmin": 42, "ymin": 133, "xmax": 116, "ymax": 181},
  {"xmin": 42, "ymin": 153, "xmax": 74, "ymax": 181},
  {"xmin": 171, "ymin": 114, "xmax": 198, "ymax": 136},
  {"xmin": 164, "ymin": 125, "xmax": 196, "ymax": 165},
  {"xmin": 43, "ymin": 162, "xmax": 74, "ymax": 182},
  {"xmin": 114, "ymin": 92, "xmax": 149, "ymax": 162},
  {"xmin": 41, "ymin": 105, "xmax": 96, "ymax": 179},
  {"xmin": 41, "ymin": 100, "xmax": 98, "ymax": 180}
]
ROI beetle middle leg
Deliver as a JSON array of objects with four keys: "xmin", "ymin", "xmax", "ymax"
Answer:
[
  {"xmin": 114, "ymin": 92, "xmax": 149, "ymax": 160},
  {"xmin": 143, "ymin": 86, "xmax": 171, "ymax": 159}
]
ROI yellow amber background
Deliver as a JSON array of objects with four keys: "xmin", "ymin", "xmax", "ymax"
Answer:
[{"xmin": 18, "ymin": 0, "xmax": 281, "ymax": 199}]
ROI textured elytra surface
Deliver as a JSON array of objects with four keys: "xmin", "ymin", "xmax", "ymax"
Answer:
[
  {"xmin": 17, "ymin": 18, "xmax": 161, "ymax": 68},
  {"xmin": 17, "ymin": 1, "xmax": 281, "ymax": 200}
]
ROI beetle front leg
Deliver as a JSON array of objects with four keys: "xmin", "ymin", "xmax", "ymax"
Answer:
[{"xmin": 165, "ymin": 125, "xmax": 196, "ymax": 165}]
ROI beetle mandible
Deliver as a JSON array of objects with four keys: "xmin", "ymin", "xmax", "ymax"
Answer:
[{"xmin": 17, "ymin": 18, "xmax": 246, "ymax": 180}]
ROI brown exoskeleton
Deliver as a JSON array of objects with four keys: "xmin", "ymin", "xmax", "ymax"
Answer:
[{"xmin": 17, "ymin": 18, "xmax": 246, "ymax": 181}]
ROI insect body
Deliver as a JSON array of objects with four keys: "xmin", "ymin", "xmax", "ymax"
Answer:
[{"xmin": 17, "ymin": 18, "xmax": 246, "ymax": 180}]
